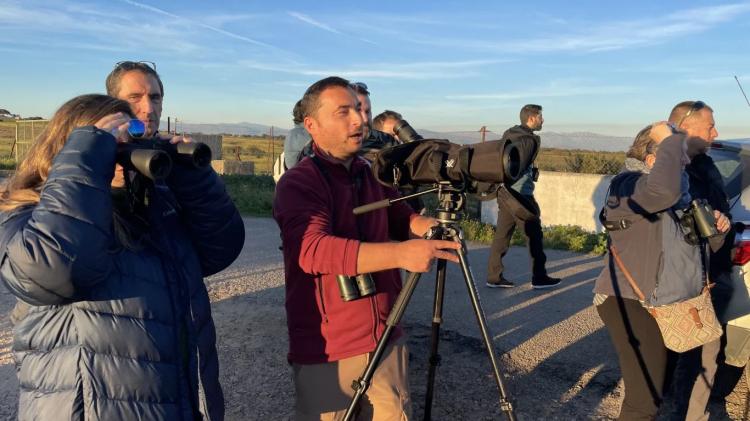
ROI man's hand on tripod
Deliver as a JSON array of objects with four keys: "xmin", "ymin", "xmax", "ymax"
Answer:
[
  {"xmin": 409, "ymin": 215, "xmax": 439, "ymax": 238},
  {"xmin": 397, "ymin": 239, "xmax": 461, "ymax": 273}
]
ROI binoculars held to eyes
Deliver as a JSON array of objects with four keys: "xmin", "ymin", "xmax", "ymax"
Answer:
[{"xmin": 116, "ymin": 119, "xmax": 212, "ymax": 180}]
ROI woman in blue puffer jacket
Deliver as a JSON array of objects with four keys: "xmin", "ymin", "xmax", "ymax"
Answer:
[{"xmin": 0, "ymin": 94, "xmax": 244, "ymax": 420}]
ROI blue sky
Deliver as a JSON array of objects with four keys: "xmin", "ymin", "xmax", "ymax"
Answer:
[{"xmin": 2, "ymin": 0, "xmax": 750, "ymax": 137}]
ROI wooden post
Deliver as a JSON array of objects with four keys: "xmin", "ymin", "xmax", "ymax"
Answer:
[
  {"xmin": 479, "ymin": 126, "xmax": 491, "ymax": 142},
  {"xmin": 14, "ymin": 122, "xmax": 18, "ymax": 160}
]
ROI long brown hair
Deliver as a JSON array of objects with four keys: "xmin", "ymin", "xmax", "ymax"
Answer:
[{"xmin": 0, "ymin": 94, "xmax": 133, "ymax": 211}]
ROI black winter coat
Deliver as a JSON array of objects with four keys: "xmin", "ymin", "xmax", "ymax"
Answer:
[{"xmin": 0, "ymin": 127, "xmax": 244, "ymax": 420}]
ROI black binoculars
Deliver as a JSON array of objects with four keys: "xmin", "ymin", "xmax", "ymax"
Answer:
[
  {"xmin": 679, "ymin": 199, "xmax": 720, "ymax": 245},
  {"xmin": 116, "ymin": 119, "xmax": 212, "ymax": 180},
  {"xmin": 336, "ymin": 274, "xmax": 376, "ymax": 302}
]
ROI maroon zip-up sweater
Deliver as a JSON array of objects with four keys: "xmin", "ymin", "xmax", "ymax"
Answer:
[{"xmin": 273, "ymin": 150, "xmax": 415, "ymax": 364}]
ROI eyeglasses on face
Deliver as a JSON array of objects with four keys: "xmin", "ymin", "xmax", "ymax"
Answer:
[
  {"xmin": 678, "ymin": 100, "xmax": 705, "ymax": 127},
  {"xmin": 114, "ymin": 61, "xmax": 157, "ymax": 72}
]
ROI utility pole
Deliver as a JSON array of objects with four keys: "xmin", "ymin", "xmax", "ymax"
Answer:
[
  {"xmin": 479, "ymin": 126, "xmax": 491, "ymax": 142},
  {"xmin": 269, "ymin": 126, "xmax": 274, "ymax": 173}
]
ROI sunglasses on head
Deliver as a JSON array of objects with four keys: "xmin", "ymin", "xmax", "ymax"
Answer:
[
  {"xmin": 677, "ymin": 100, "xmax": 705, "ymax": 127},
  {"xmin": 114, "ymin": 61, "xmax": 157, "ymax": 72},
  {"xmin": 350, "ymin": 81, "xmax": 369, "ymax": 94}
]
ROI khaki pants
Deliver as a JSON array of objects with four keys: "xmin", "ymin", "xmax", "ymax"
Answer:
[{"xmin": 293, "ymin": 337, "xmax": 411, "ymax": 421}]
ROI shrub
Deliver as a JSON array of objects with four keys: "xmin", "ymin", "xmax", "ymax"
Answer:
[
  {"xmin": 564, "ymin": 154, "xmax": 622, "ymax": 175},
  {"xmin": 221, "ymin": 174, "xmax": 275, "ymax": 216},
  {"xmin": 460, "ymin": 219, "xmax": 607, "ymax": 255}
]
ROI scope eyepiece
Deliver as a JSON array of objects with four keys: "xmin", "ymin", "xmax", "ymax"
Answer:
[{"xmin": 392, "ymin": 119, "xmax": 423, "ymax": 143}]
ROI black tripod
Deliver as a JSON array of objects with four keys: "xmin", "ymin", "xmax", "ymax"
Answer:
[{"xmin": 344, "ymin": 184, "xmax": 516, "ymax": 421}]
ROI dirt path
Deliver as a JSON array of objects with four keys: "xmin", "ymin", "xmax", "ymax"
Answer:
[{"xmin": 1, "ymin": 217, "xmax": 748, "ymax": 420}]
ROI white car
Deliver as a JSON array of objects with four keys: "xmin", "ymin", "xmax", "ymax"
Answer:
[{"xmin": 707, "ymin": 139, "xmax": 750, "ymax": 389}]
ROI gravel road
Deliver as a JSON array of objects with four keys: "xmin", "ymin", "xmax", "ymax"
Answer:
[{"xmin": 1, "ymin": 217, "xmax": 749, "ymax": 420}]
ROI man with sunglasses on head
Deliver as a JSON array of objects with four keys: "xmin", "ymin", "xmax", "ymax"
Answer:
[
  {"xmin": 668, "ymin": 100, "xmax": 738, "ymax": 415},
  {"xmin": 99, "ymin": 60, "xmax": 245, "ymax": 420},
  {"xmin": 669, "ymin": 101, "xmax": 729, "ymax": 288},
  {"xmin": 106, "ymin": 61, "xmax": 163, "ymax": 138}
]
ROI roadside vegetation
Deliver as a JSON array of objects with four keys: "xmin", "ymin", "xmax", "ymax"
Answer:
[
  {"xmin": 221, "ymin": 174, "xmax": 275, "ymax": 217},
  {"xmin": 536, "ymin": 147, "xmax": 625, "ymax": 175},
  {"xmin": 223, "ymin": 174, "xmax": 607, "ymax": 255},
  {"xmin": 0, "ymin": 123, "xmax": 610, "ymax": 254}
]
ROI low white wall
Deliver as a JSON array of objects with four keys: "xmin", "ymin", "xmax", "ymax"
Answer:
[{"xmin": 481, "ymin": 171, "xmax": 613, "ymax": 232}]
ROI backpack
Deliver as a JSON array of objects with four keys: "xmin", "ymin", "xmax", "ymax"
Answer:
[
  {"xmin": 273, "ymin": 140, "xmax": 314, "ymax": 183},
  {"xmin": 272, "ymin": 152, "xmax": 286, "ymax": 183}
]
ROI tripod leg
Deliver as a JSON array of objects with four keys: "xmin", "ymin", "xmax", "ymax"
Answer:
[
  {"xmin": 343, "ymin": 228, "xmax": 442, "ymax": 421},
  {"xmin": 455, "ymin": 240, "xmax": 517, "ymax": 421},
  {"xmin": 424, "ymin": 258, "xmax": 447, "ymax": 421}
]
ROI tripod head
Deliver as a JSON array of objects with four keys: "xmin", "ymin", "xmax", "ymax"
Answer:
[{"xmin": 353, "ymin": 181, "xmax": 468, "ymax": 224}]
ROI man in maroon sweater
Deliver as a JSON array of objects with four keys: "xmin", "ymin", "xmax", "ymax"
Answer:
[{"xmin": 273, "ymin": 76, "xmax": 461, "ymax": 420}]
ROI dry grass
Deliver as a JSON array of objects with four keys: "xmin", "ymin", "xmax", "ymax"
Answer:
[
  {"xmin": 0, "ymin": 122, "xmax": 15, "ymax": 157},
  {"xmin": 221, "ymin": 135, "xmax": 284, "ymax": 175},
  {"xmin": 537, "ymin": 147, "xmax": 625, "ymax": 174}
]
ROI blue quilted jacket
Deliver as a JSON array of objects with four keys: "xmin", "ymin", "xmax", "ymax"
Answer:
[{"xmin": 0, "ymin": 127, "xmax": 244, "ymax": 420}]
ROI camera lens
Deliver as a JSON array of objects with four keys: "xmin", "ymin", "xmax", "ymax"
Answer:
[{"xmin": 127, "ymin": 119, "xmax": 146, "ymax": 138}]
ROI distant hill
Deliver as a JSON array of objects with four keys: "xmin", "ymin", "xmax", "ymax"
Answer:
[
  {"xmin": 418, "ymin": 129, "xmax": 631, "ymax": 151},
  {"xmin": 165, "ymin": 121, "xmax": 289, "ymax": 137},
  {"xmin": 168, "ymin": 121, "xmax": 636, "ymax": 151}
]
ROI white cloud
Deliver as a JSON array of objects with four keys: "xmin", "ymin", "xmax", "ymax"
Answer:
[
  {"xmin": 288, "ymin": 11, "xmax": 342, "ymax": 35},
  {"xmin": 446, "ymin": 82, "xmax": 637, "ymax": 101},
  {"xmin": 0, "ymin": 1, "xmax": 201, "ymax": 54},
  {"xmin": 122, "ymin": 0, "xmax": 281, "ymax": 51},
  {"xmin": 237, "ymin": 58, "xmax": 512, "ymax": 80},
  {"xmin": 408, "ymin": 3, "xmax": 750, "ymax": 54}
]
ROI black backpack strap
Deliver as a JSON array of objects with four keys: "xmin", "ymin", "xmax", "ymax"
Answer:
[{"xmin": 599, "ymin": 179, "xmax": 634, "ymax": 232}]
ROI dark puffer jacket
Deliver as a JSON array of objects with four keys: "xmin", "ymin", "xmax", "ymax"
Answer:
[{"xmin": 0, "ymin": 127, "xmax": 244, "ymax": 420}]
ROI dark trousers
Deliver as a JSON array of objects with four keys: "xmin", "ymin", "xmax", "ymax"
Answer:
[
  {"xmin": 597, "ymin": 296, "xmax": 719, "ymax": 421},
  {"xmin": 598, "ymin": 297, "xmax": 667, "ymax": 420},
  {"xmin": 487, "ymin": 195, "xmax": 547, "ymax": 281}
]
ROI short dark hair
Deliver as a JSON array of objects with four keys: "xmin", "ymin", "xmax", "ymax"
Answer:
[
  {"xmin": 520, "ymin": 104, "xmax": 542, "ymax": 125},
  {"xmin": 626, "ymin": 125, "xmax": 658, "ymax": 161},
  {"xmin": 106, "ymin": 61, "xmax": 164, "ymax": 97},
  {"xmin": 300, "ymin": 76, "xmax": 352, "ymax": 119},
  {"xmin": 292, "ymin": 100, "xmax": 304, "ymax": 125},
  {"xmin": 668, "ymin": 100, "xmax": 713, "ymax": 125},
  {"xmin": 372, "ymin": 110, "xmax": 403, "ymax": 130}
]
